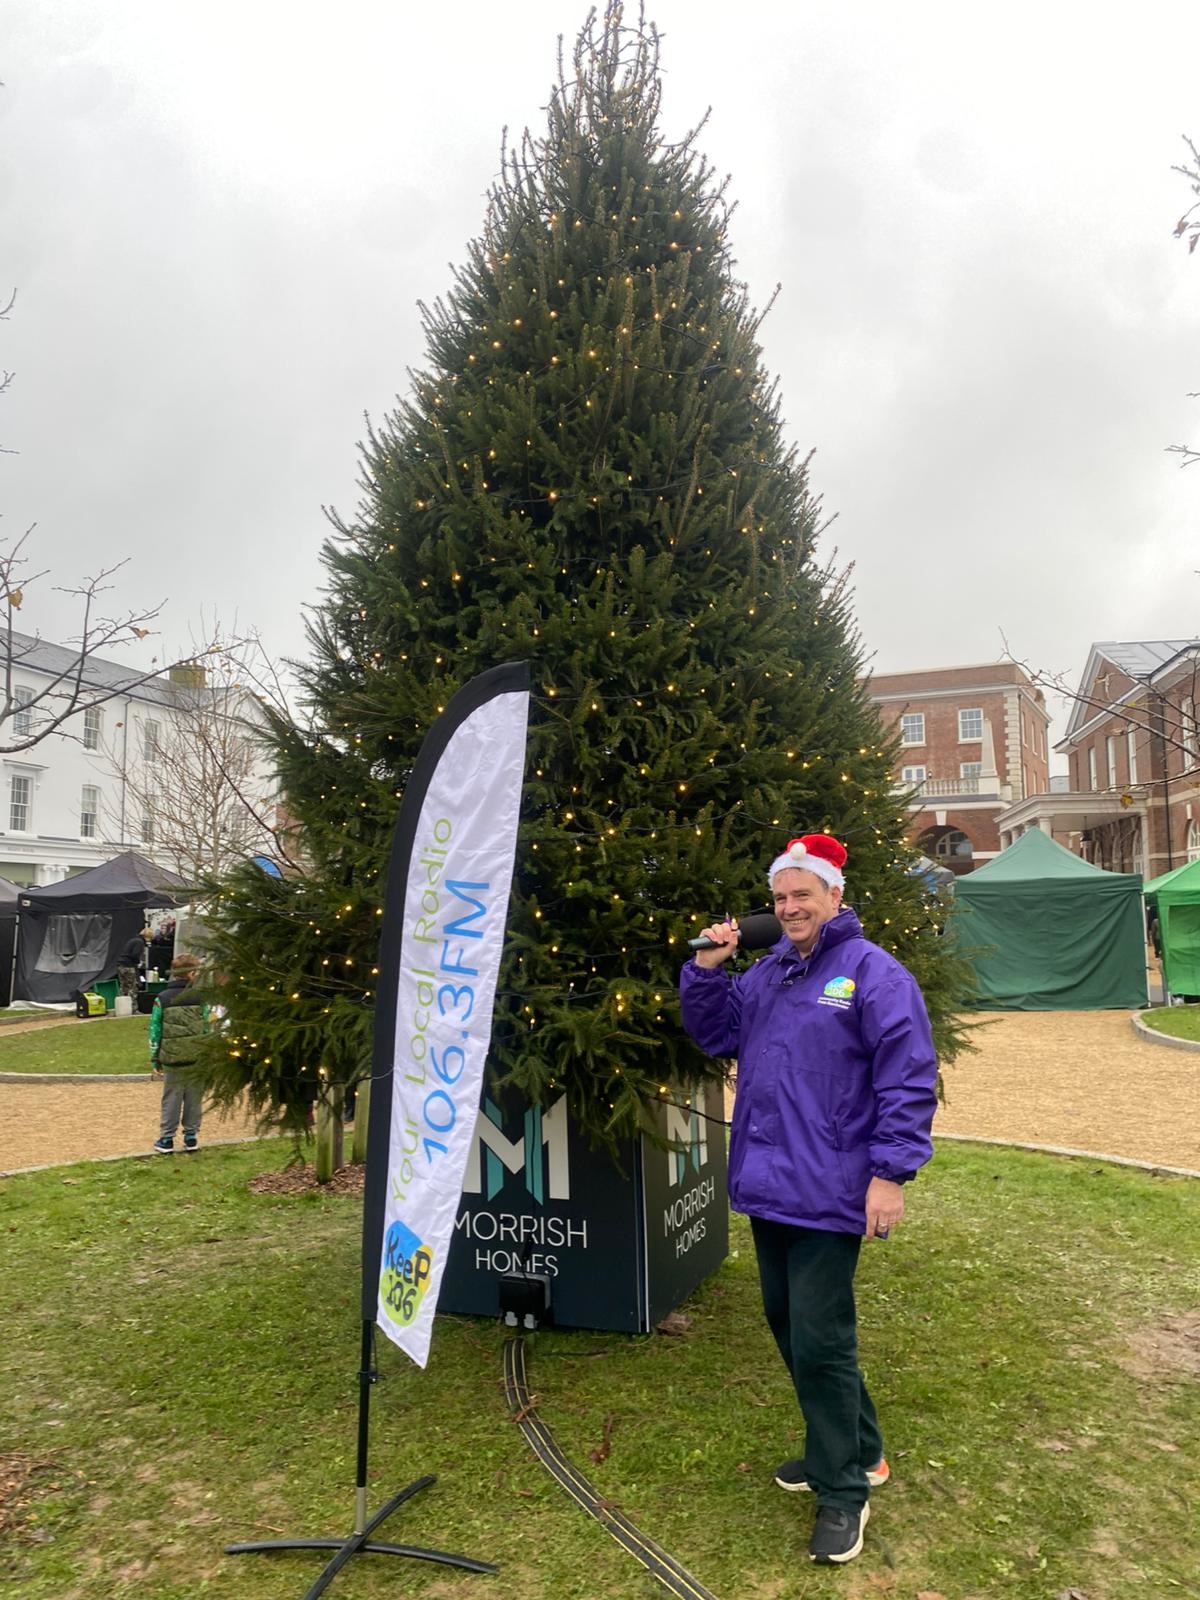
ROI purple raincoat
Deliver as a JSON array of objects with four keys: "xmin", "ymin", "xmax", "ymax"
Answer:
[{"xmin": 680, "ymin": 907, "xmax": 938, "ymax": 1234}]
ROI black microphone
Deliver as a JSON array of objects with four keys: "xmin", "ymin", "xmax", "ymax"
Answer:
[{"xmin": 687, "ymin": 912, "xmax": 783, "ymax": 952}]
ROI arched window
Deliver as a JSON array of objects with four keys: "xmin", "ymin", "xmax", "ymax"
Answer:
[
  {"xmin": 933, "ymin": 829, "xmax": 972, "ymax": 860},
  {"xmin": 1131, "ymin": 821, "xmax": 1144, "ymax": 878}
]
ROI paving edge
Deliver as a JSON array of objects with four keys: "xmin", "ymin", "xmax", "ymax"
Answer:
[
  {"xmin": 935, "ymin": 1131, "xmax": 1200, "ymax": 1180},
  {"xmin": 0, "ymin": 1071, "xmax": 153, "ymax": 1084},
  {"xmin": 0, "ymin": 1134, "xmax": 277, "ymax": 1179},
  {"xmin": 1129, "ymin": 1012, "xmax": 1200, "ymax": 1052},
  {"xmin": 4, "ymin": 1129, "xmax": 1196, "ymax": 1184}
]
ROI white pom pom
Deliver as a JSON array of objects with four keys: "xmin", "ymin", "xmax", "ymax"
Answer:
[{"xmin": 788, "ymin": 841, "xmax": 807, "ymax": 863}]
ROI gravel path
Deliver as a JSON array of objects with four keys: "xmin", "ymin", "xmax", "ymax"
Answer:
[
  {"xmin": 0, "ymin": 1074, "xmax": 261, "ymax": 1174},
  {"xmin": 1, "ymin": 1009, "xmax": 1197, "ymax": 1177},
  {"xmin": 935, "ymin": 1010, "xmax": 1200, "ymax": 1172}
]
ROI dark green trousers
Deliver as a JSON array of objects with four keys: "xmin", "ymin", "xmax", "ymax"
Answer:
[{"xmin": 751, "ymin": 1216, "xmax": 882, "ymax": 1511}]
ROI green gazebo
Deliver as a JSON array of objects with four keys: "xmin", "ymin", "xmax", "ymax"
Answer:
[
  {"xmin": 954, "ymin": 829, "xmax": 1147, "ymax": 1009},
  {"xmin": 1144, "ymin": 856, "xmax": 1200, "ymax": 1000}
]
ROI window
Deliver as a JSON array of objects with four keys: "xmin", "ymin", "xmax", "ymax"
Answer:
[
  {"xmin": 900, "ymin": 713, "xmax": 925, "ymax": 745},
  {"xmin": 9, "ymin": 774, "xmax": 31, "ymax": 832},
  {"xmin": 83, "ymin": 705, "xmax": 103, "ymax": 751},
  {"xmin": 12, "ymin": 687, "xmax": 33, "ymax": 738},
  {"xmin": 1106, "ymin": 735, "xmax": 1118, "ymax": 789},
  {"xmin": 900, "ymin": 765, "xmax": 927, "ymax": 786},
  {"xmin": 935, "ymin": 829, "xmax": 972, "ymax": 860},
  {"xmin": 1184, "ymin": 698, "xmax": 1198, "ymax": 759},
  {"xmin": 958, "ymin": 707, "xmax": 983, "ymax": 741},
  {"xmin": 1087, "ymin": 747, "xmax": 1098, "ymax": 790},
  {"xmin": 144, "ymin": 719, "xmax": 160, "ymax": 760},
  {"xmin": 1127, "ymin": 729, "xmax": 1138, "ymax": 784},
  {"xmin": 80, "ymin": 785, "xmax": 99, "ymax": 838},
  {"xmin": 1189, "ymin": 820, "xmax": 1200, "ymax": 864},
  {"xmin": 960, "ymin": 761, "xmax": 982, "ymax": 780}
]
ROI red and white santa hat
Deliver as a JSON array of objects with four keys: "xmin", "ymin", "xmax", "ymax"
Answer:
[{"xmin": 768, "ymin": 833, "xmax": 848, "ymax": 891}]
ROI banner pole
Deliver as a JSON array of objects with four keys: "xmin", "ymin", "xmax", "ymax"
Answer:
[
  {"xmin": 225, "ymin": 663, "xmax": 527, "ymax": 1592},
  {"xmin": 354, "ymin": 1319, "xmax": 374, "ymax": 1535}
]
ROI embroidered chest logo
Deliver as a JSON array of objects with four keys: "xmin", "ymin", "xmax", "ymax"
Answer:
[{"xmin": 818, "ymin": 975, "xmax": 856, "ymax": 1009}]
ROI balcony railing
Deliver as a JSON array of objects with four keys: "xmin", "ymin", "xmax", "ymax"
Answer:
[
  {"xmin": 921, "ymin": 777, "xmax": 982, "ymax": 797},
  {"xmin": 894, "ymin": 776, "xmax": 1007, "ymax": 801}
]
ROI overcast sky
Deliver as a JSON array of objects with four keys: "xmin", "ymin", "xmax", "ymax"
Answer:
[{"xmin": 4, "ymin": 0, "xmax": 1199, "ymax": 761}]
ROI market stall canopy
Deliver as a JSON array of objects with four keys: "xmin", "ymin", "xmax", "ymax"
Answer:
[
  {"xmin": 1143, "ymin": 856, "xmax": 1200, "ymax": 1000},
  {"xmin": 0, "ymin": 877, "xmax": 19, "ymax": 1004},
  {"xmin": 954, "ymin": 828, "xmax": 1147, "ymax": 1010},
  {"xmin": 908, "ymin": 854, "xmax": 956, "ymax": 891},
  {"xmin": 19, "ymin": 850, "xmax": 193, "ymax": 912},
  {"xmin": 14, "ymin": 852, "xmax": 194, "ymax": 1004}
]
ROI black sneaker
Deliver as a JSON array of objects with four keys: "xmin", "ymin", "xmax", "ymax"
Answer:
[
  {"xmin": 776, "ymin": 1456, "xmax": 889, "ymax": 1493},
  {"xmin": 809, "ymin": 1501, "xmax": 869, "ymax": 1565},
  {"xmin": 152, "ymin": 1137, "xmax": 174, "ymax": 1155},
  {"xmin": 183, "ymin": 1134, "xmax": 198, "ymax": 1151}
]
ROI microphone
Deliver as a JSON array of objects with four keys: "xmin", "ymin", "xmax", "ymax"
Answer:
[{"xmin": 687, "ymin": 912, "xmax": 782, "ymax": 952}]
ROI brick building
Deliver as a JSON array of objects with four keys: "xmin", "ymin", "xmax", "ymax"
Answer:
[
  {"xmin": 996, "ymin": 640, "xmax": 1200, "ymax": 878},
  {"xmin": 865, "ymin": 662, "xmax": 1051, "ymax": 873}
]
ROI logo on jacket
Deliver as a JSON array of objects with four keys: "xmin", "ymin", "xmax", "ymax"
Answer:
[{"xmin": 818, "ymin": 975, "xmax": 856, "ymax": 1010}]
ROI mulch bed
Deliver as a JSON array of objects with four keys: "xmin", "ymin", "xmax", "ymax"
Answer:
[{"xmin": 248, "ymin": 1162, "xmax": 366, "ymax": 1196}]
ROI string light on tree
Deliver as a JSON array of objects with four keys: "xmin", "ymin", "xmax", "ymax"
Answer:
[{"xmin": 195, "ymin": 0, "xmax": 972, "ymax": 1153}]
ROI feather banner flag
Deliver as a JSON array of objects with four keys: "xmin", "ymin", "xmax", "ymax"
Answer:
[{"xmin": 361, "ymin": 663, "xmax": 529, "ymax": 1367}]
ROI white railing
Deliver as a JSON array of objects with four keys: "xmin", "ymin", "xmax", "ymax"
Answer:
[{"xmin": 920, "ymin": 777, "xmax": 981, "ymax": 797}]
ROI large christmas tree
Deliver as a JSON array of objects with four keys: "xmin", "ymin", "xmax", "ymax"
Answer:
[{"xmin": 203, "ymin": 3, "xmax": 972, "ymax": 1145}]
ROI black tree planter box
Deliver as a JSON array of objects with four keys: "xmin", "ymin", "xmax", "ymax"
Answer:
[{"xmin": 440, "ymin": 1081, "xmax": 729, "ymax": 1332}]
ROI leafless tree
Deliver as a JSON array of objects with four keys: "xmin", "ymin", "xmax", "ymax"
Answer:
[
  {"xmin": 1, "ymin": 287, "xmax": 15, "ymax": 432},
  {"xmin": 0, "ymin": 530, "xmax": 238, "ymax": 755},
  {"xmin": 1002, "ymin": 636, "xmax": 1200, "ymax": 771},
  {"xmin": 1169, "ymin": 136, "xmax": 1200, "ymax": 468},
  {"xmin": 103, "ymin": 638, "xmax": 290, "ymax": 881}
]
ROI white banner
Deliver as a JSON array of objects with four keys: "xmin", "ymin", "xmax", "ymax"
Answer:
[{"xmin": 372, "ymin": 681, "xmax": 528, "ymax": 1366}]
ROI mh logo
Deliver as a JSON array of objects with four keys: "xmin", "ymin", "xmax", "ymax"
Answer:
[
  {"xmin": 665, "ymin": 1093, "xmax": 709, "ymax": 1186},
  {"xmin": 461, "ymin": 1094, "xmax": 570, "ymax": 1202}
]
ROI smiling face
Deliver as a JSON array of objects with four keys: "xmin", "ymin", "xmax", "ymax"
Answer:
[{"xmin": 771, "ymin": 867, "xmax": 843, "ymax": 955}]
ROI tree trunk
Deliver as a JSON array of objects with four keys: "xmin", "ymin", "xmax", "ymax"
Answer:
[
  {"xmin": 314, "ymin": 1084, "xmax": 344, "ymax": 1183},
  {"xmin": 351, "ymin": 1077, "xmax": 370, "ymax": 1165}
]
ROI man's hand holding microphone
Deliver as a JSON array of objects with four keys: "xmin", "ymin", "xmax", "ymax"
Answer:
[
  {"xmin": 689, "ymin": 911, "xmax": 783, "ymax": 969},
  {"xmin": 692, "ymin": 916, "xmax": 740, "ymax": 969}
]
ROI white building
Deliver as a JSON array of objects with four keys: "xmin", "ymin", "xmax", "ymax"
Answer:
[{"xmin": 0, "ymin": 632, "xmax": 277, "ymax": 887}]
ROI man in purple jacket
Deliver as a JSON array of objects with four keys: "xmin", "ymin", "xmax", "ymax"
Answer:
[{"xmin": 680, "ymin": 833, "xmax": 938, "ymax": 1566}]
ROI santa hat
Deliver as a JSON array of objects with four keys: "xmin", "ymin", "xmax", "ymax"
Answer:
[{"xmin": 768, "ymin": 833, "xmax": 848, "ymax": 891}]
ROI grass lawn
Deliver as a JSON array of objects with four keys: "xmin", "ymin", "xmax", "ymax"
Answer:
[
  {"xmin": 1, "ymin": 1143, "xmax": 1197, "ymax": 1600},
  {"xmin": 1139, "ymin": 1005, "xmax": 1200, "ymax": 1042},
  {"xmin": 0, "ymin": 1015, "xmax": 149, "ymax": 1075}
]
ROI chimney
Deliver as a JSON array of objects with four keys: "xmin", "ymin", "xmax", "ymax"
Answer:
[{"xmin": 169, "ymin": 662, "xmax": 207, "ymax": 689}]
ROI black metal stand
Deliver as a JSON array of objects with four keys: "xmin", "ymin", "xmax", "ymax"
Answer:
[{"xmin": 225, "ymin": 1321, "xmax": 497, "ymax": 1599}]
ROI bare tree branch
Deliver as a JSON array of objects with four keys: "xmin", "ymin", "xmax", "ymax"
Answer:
[
  {"xmin": 1170, "ymin": 136, "xmax": 1200, "ymax": 465},
  {"xmin": 1001, "ymin": 632, "xmax": 1200, "ymax": 771},
  {"xmin": 1, "ymin": 286, "xmax": 15, "ymax": 450},
  {"xmin": 0, "ymin": 530, "xmax": 243, "ymax": 754},
  {"xmin": 102, "ymin": 648, "xmax": 287, "ymax": 880}
]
